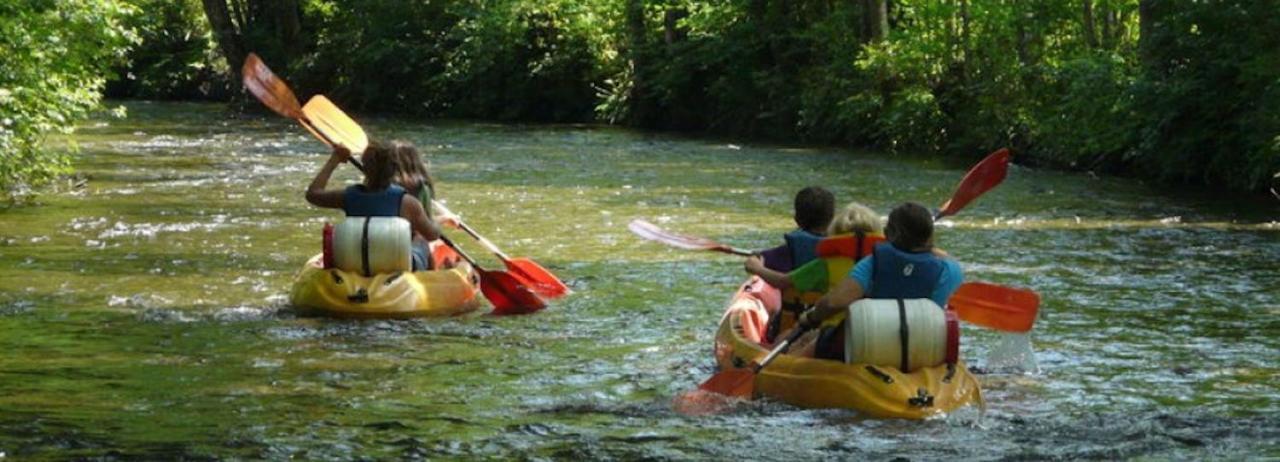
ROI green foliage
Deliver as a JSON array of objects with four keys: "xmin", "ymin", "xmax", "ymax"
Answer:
[
  {"xmin": 106, "ymin": 0, "xmax": 225, "ymax": 100},
  {"xmin": 98, "ymin": 0, "xmax": 1278, "ymax": 192},
  {"xmin": 0, "ymin": 0, "xmax": 136, "ymax": 197},
  {"xmin": 1128, "ymin": 0, "xmax": 1280, "ymax": 190}
]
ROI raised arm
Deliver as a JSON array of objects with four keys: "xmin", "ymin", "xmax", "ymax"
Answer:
[{"xmin": 305, "ymin": 146, "xmax": 350, "ymax": 209}]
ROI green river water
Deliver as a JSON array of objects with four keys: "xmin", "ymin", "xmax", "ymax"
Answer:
[{"xmin": 1, "ymin": 101, "xmax": 1277, "ymax": 460}]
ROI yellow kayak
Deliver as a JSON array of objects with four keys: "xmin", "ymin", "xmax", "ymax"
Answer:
[
  {"xmin": 713, "ymin": 277, "xmax": 983, "ymax": 419},
  {"xmin": 289, "ymin": 244, "xmax": 482, "ymax": 318}
]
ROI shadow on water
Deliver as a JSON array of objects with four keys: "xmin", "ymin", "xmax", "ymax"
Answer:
[{"xmin": 0, "ymin": 101, "xmax": 1276, "ymax": 459}]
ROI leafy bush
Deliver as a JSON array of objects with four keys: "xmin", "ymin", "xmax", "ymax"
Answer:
[{"xmin": 0, "ymin": 0, "xmax": 136, "ymax": 197}]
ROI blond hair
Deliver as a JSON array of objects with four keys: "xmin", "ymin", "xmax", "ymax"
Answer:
[{"xmin": 827, "ymin": 202, "xmax": 882, "ymax": 235}]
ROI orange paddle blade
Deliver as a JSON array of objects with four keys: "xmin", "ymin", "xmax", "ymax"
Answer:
[
  {"xmin": 241, "ymin": 53, "xmax": 303, "ymax": 118},
  {"xmin": 673, "ymin": 387, "xmax": 744, "ymax": 415},
  {"xmin": 937, "ymin": 148, "xmax": 1010, "ymax": 219},
  {"xmin": 301, "ymin": 95, "xmax": 369, "ymax": 154},
  {"xmin": 627, "ymin": 219, "xmax": 752, "ymax": 256},
  {"xmin": 696, "ymin": 369, "xmax": 756, "ymax": 397},
  {"xmin": 504, "ymin": 258, "xmax": 570, "ymax": 299},
  {"xmin": 673, "ymin": 369, "xmax": 753, "ymax": 414},
  {"xmin": 480, "ymin": 270, "xmax": 546, "ymax": 316},
  {"xmin": 949, "ymin": 282, "xmax": 1040, "ymax": 332}
]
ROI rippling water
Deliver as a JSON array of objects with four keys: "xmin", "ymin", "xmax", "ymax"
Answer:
[{"xmin": 0, "ymin": 101, "xmax": 1277, "ymax": 459}]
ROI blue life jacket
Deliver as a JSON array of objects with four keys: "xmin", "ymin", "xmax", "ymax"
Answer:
[
  {"xmin": 869, "ymin": 242, "xmax": 944, "ymax": 299},
  {"xmin": 783, "ymin": 229, "xmax": 824, "ymax": 269},
  {"xmin": 343, "ymin": 184, "xmax": 405, "ymax": 217}
]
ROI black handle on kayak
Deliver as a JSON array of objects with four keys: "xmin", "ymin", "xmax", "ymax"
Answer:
[{"xmin": 752, "ymin": 322, "xmax": 813, "ymax": 374}]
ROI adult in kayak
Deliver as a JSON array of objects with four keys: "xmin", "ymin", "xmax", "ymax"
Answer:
[
  {"xmin": 796, "ymin": 202, "xmax": 963, "ymax": 358},
  {"xmin": 305, "ymin": 142, "xmax": 442, "ymax": 270}
]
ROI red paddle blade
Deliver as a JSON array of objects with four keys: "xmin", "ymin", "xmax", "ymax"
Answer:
[
  {"xmin": 627, "ymin": 219, "xmax": 751, "ymax": 256},
  {"xmin": 672, "ymin": 369, "xmax": 755, "ymax": 415},
  {"xmin": 481, "ymin": 270, "xmax": 546, "ymax": 316},
  {"xmin": 937, "ymin": 148, "xmax": 1010, "ymax": 219},
  {"xmin": 948, "ymin": 282, "xmax": 1040, "ymax": 332},
  {"xmin": 241, "ymin": 53, "xmax": 302, "ymax": 118},
  {"xmin": 504, "ymin": 258, "xmax": 570, "ymax": 298}
]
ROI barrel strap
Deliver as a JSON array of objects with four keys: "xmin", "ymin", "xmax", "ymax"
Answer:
[
  {"xmin": 361, "ymin": 217, "xmax": 372, "ymax": 277},
  {"xmin": 897, "ymin": 298, "xmax": 909, "ymax": 372},
  {"xmin": 855, "ymin": 232, "xmax": 865, "ymax": 260}
]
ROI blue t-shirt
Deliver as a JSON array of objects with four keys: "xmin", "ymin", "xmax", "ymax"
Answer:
[{"xmin": 848, "ymin": 254, "xmax": 963, "ymax": 308}]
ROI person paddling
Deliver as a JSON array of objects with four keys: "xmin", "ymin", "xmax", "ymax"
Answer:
[
  {"xmin": 745, "ymin": 202, "xmax": 884, "ymax": 352},
  {"xmin": 756, "ymin": 186, "xmax": 836, "ymax": 273},
  {"xmin": 795, "ymin": 202, "xmax": 963, "ymax": 361},
  {"xmin": 305, "ymin": 142, "xmax": 441, "ymax": 271}
]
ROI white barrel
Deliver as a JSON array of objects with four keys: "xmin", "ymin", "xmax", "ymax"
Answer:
[
  {"xmin": 844, "ymin": 298, "xmax": 959, "ymax": 371},
  {"xmin": 333, "ymin": 217, "xmax": 412, "ymax": 275}
]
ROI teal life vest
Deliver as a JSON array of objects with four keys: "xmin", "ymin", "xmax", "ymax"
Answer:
[
  {"xmin": 869, "ymin": 242, "xmax": 945, "ymax": 300},
  {"xmin": 343, "ymin": 184, "xmax": 405, "ymax": 217},
  {"xmin": 783, "ymin": 229, "xmax": 824, "ymax": 269}
]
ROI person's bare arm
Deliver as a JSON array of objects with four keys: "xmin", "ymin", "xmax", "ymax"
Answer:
[
  {"xmin": 745, "ymin": 255, "xmax": 792, "ymax": 289},
  {"xmin": 305, "ymin": 147, "xmax": 349, "ymax": 209},
  {"xmin": 800, "ymin": 277, "xmax": 865, "ymax": 328},
  {"xmin": 401, "ymin": 195, "xmax": 441, "ymax": 241}
]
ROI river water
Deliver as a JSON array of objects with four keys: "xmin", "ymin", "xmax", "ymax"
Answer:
[{"xmin": 1, "ymin": 101, "xmax": 1277, "ymax": 460}]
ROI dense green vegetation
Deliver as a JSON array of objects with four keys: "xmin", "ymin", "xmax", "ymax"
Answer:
[
  {"xmin": 0, "ymin": 0, "xmax": 135, "ymax": 198},
  {"xmin": 3, "ymin": 0, "xmax": 1278, "ymax": 196}
]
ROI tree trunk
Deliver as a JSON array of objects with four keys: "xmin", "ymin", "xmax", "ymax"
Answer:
[
  {"xmin": 624, "ymin": 0, "xmax": 652, "ymax": 126},
  {"xmin": 663, "ymin": 7, "xmax": 687, "ymax": 46},
  {"xmin": 1138, "ymin": 0, "xmax": 1160, "ymax": 69},
  {"xmin": 861, "ymin": 0, "xmax": 888, "ymax": 43},
  {"xmin": 1082, "ymin": 0, "xmax": 1098, "ymax": 49},
  {"xmin": 202, "ymin": 0, "xmax": 246, "ymax": 76}
]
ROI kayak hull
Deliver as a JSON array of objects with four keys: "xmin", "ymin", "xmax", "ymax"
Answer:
[
  {"xmin": 289, "ymin": 244, "xmax": 481, "ymax": 318},
  {"xmin": 713, "ymin": 276, "xmax": 983, "ymax": 419}
]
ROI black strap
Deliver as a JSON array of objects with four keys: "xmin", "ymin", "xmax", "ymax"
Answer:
[
  {"xmin": 898, "ymin": 298, "xmax": 909, "ymax": 372},
  {"xmin": 855, "ymin": 231, "xmax": 865, "ymax": 260},
  {"xmin": 361, "ymin": 217, "xmax": 372, "ymax": 277}
]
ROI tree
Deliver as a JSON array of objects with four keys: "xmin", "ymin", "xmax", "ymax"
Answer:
[
  {"xmin": 200, "ymin": 0, "xmax": 304, "ymax": 81},
  {"xmin": 0, "ymin": 0, "xmax": 135, "ymax": 198}
]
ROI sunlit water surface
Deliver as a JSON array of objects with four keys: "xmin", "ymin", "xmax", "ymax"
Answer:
[{"xmin": 1, "ymin": 102, "xmax": 1277, "ymax": 460}]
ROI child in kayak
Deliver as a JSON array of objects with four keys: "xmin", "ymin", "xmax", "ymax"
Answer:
[
  {"xmin": 745, "ymin": 202, "xmax": 885, "ymax": 353},
  {"xmin": 756, "ymin": 186, "xmax": 836, "ymax": 273},
  {"xmin": 305, "ymin": 142, "xmax": 441, "ymax": 270},
  {"xmin": 796, "ymin": 202, "xmax": 963, "ymax": 360},
  {"xmin": 388, "ymin": 140, "xmax": 459, "ymax": 228}
]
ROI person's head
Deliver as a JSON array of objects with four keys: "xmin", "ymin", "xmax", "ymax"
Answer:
[
  {"xmin": 828, "ymin": 202, "xmax": 882, "ymax": 236},
  {"xmin": 793, "ymin": 186, "xmax": 835, "ymax": 234},
  {"xmin": 359, "ymin": 140, "xmax": 398, "ymax": 191},
  {"xmin": 884, "ymin": 202, "xmax": 934, "ymax": 251},
  {"xmin": 388, "ymin": 140, "xmax": 435, "ymax": 196}
]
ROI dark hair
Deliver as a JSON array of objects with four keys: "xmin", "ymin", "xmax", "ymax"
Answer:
[
  {"xmin": 794, "ymin": 186, "xmax": 836, "ymax": 232},
  {"xmin": 389, "ymin": 140, "xmax": 436, "ymax": 198},
  {"xmin": 360, "ymin": 140, "xmax": 397, "ymax": 191},
  {"xmin": 884, "ymin": 202, "xmax": 934, "ymax": 251}
]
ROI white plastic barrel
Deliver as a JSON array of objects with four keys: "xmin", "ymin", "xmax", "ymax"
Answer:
[
  {"xmin": 844, "ymin": 298, "xmax": 959, "ymax": 371},
  {"xmin": 333, "ymin": 217, "xmax": 412, "ymax": 275}
]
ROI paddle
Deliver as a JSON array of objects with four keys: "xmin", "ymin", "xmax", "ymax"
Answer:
[
  {"xmin": 627, "ymin": 219, "xmax": 752, "ymax": 256},
  {"xmin": 936, "ymin": 148, "xmax": 1010, "ymax": 220},
  {"xmin": 241, "ymin": 53, "xmax": 544, "ymax": 314},
  {"xmin": 244, "ymin": 61, "xmax": 570, "ymax": 300},
  {"xmin": 433, "ymin": 201, "xmax": 570, "ymax": 299},
  {"xmin": 948, "ymin": 282, "xmax": 1039, "ymax": 333},
  {"xmin": 440, "ymin": 235, "xmax": 546, "ymax": 315},
  {"xmin": 673, "ymin": 322, "xmax": 811, "ymax": 414},
  {"xmin": 241, "ymin": 53, "xmax": 367, "ymax": 170}
]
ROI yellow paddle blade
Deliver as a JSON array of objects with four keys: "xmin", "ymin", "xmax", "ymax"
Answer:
[{"xmin": 301, "ymin": 95, "xmax": 369, "ymax": 154}]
